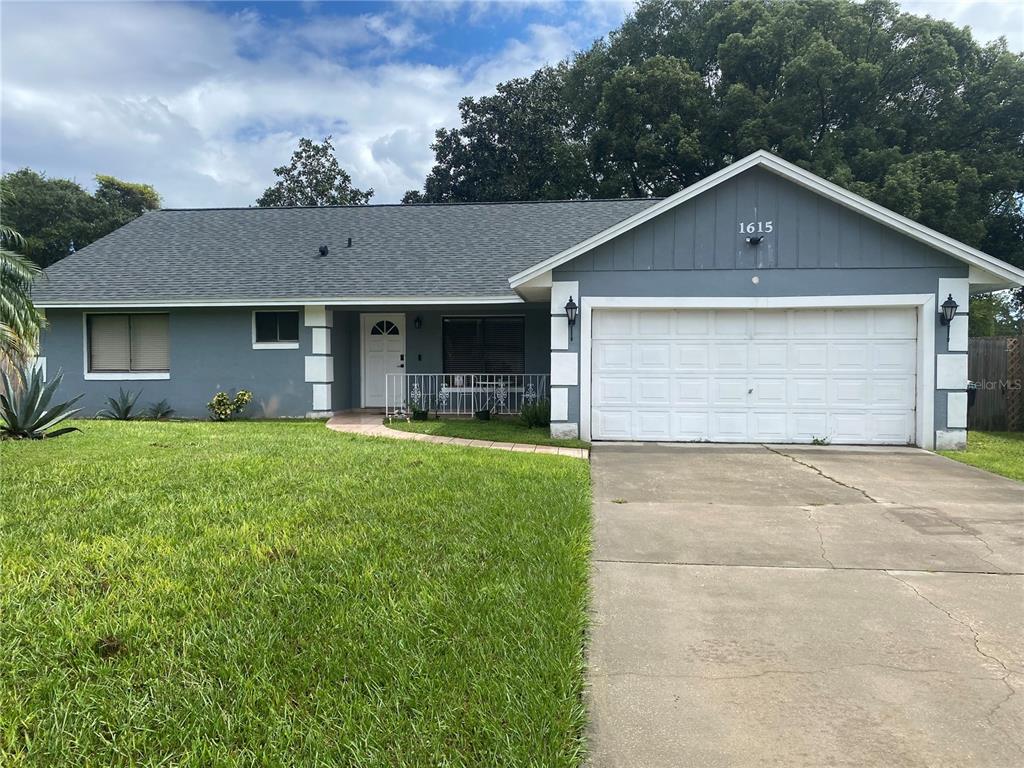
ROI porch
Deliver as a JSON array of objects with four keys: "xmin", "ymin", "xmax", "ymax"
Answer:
[{"xmin": 316, "ymin": 304, "xmax": 552, "ymax": 413}]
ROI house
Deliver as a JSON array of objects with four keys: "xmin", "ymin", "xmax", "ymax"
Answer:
[{"xmin": 34, "ymin": 151, "xmax": 1024, "ymax": 449}]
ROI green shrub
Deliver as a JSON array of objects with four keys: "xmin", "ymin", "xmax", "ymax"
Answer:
[
  {"xmin": 96, "ymin": 388, "xmax": 141, "ymax": 420},
  {"xmin": 520, "ymin": 398, "xmax": 550, "ymax": 428},
  {"xmin": 145, "ymin": 399, "xmax": 175, "ymax": 420},
  {"xmin": 207, "ymin": 390, "xmax": 253, "ymax": 421},
  {"xmin": 0, "ymin": 362, "xmax": 82, "ymax": 439}
]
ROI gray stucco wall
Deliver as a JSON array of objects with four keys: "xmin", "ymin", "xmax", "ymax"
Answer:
[
  {"xmin": 550, "ymin": 168, "xmax": 971, "ymax": 446},
  {"xmin": 41, "ymin": 303, "xmax": 551, "ymax": 418},
  {"xmin": 40, "ymin": 307, "xmax": 311, "ymax": 419}
]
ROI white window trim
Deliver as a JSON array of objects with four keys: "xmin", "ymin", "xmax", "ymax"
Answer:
[
  {"xmin": 82, "ymin": 311, "xmax": 171, "ymax": 380},
  {"xmin": 578, "ymin": 294, "xmax": 936, "ymax": 449},
  {"xmin": 251, "ymin": 310, "xmax": 300, "ymax": 350}
]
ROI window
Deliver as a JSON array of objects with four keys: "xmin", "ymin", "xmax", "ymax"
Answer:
[
  {"xmin": 442, "ymin": 317, "xmax": 525, "ymax": 374},
  {"xmin": 253, "ymin": 311, "xmax": 300, "ymax": 347},
  {"xmin": 87, "ymin": 314, "xmax": 169, "ymax": 376}
]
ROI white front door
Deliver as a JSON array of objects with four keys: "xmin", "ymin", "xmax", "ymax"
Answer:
[
  {"xmin": 591, "ymin": 308, "xmax": 918, "ymax": 444},
  {"xmin": 361, "ymin": 314, "xmax": 406, "ymax": 407}
]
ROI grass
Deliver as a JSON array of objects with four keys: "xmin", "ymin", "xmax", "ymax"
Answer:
[
  {"xmin": 939, "ymin": 430, "xmax": 1024, "ymax": 482},
  {"xmin": 387, "ymin": 417, "xmax": 590, "ymax": 449},
  {"xmin": 0, "ymin": 421, "xmax": 592, "ymax": 766}
]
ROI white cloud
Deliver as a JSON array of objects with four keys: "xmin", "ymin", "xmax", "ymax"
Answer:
[
  {"xmin": 898, "ymin": 1, "xmax": 1023, "ymax": 51},
  {"xmin": 4, "ymin": 1, "xmax": 1011, "ymax": 210},
  {"xmin": 1, "ymin": 1, "xmax": 619, "ymax": 206}
]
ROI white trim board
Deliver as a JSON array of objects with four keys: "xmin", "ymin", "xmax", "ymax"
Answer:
[
  {"xmin": 578, "ymin": 295, "xmax": 936, "ymax": 450},
  {"xmin": 509, "ymin": 150, "xmax": 1024, "ymax": 289},
  {"xmin": 38, "ymin": 295, "xmax": 525, "ymax": 309}
]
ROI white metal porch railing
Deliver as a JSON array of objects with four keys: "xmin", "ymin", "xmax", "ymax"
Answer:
[{"xmin": 385, "ymin": 374, "xmax": 549, "ymax": 417}]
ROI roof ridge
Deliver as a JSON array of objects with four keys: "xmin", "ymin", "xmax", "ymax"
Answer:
[{"xmin": 158, "ymin": 197, "xmax": 663, "ymax": 212}]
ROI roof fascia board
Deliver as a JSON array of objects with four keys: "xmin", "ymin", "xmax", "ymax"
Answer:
[
  {"xmin": 35, "ymin": 295, "xmax": 526, "ymax": 309},
  {"xmin": 509, "ymin": 150, "xmax": 1024, "ymax": 288}
]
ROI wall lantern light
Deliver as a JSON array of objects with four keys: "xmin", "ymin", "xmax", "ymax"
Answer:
[
  {"xmin": 564, "ymin": 296, "xmax": 578, "ymax": 341},
  {"xmin": 939, "ymin": 293, "xmax": 958, "ymax": 343},
  {"xmin": 413, "ymin": 316, "xmax": 423, "ymax": 330}
]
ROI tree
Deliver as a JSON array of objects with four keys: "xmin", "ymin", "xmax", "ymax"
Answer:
[
  {"xmin": 0, "ymin": 188, "xmax": 44, "ymax": 363},
  {"xmin": 408, "ymin": 0, "xmax": 1024, "ymax": 269},
  {"xmin": 256, "ymin": 136, "xmax": 373, "ymax": 207},
  {"xmin": 1, "ymin": 170, "xmax": 160, "ymax": 268}
]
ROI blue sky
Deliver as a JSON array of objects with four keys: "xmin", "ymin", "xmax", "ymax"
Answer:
[{"xmin": 2, "ymin": 1, "xmax": 1021, "ymax": 207}]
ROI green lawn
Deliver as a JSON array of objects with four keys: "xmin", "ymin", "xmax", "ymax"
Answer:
[
  {"xmin": 939, "ymin": 431, "xmax": 1024, "ymax": 482},
  {"xmin": 387, "ymin": 417, "xmax": 590, "ymax": 449},
  {"xmin": 0, "ymin": 421, "xmax": 592, "ymax": 766}
]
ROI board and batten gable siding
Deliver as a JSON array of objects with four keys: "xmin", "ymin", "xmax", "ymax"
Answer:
[
  {"xmin": 549, "ymin": 167, "xmax": 971, "ymax": 447},
  {"xmin": 566, "ymin": 168, "xmax": 956, "ymax": 274}
]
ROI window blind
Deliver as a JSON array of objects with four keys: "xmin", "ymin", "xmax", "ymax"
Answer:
[
  {"xmin": 88, "ymin": 315, "xmax": 130, "ymax": 371},
  {"xmin": 129, "ymin": 314, "xmax": 170, "ymax": 371},
  {"xmin": 442, "ymin": 317, "xmax": 525, "ymax": 374},
  {"xmin": 88, "ymin": 314, "xmax": 169, "ymax": 373}
]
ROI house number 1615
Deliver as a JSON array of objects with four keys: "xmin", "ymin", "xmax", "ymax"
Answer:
[{"xmin": 738, "ymin": 220, "xmax": 773, "ymax": 234}]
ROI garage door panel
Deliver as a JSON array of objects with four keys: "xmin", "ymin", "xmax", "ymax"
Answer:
[
  {"xmin": 594, "ymin": 377, "xmax": 632, "ymax": 405},
  {"xmin": 714, "ymin": 311, "xmax": 748, "ymax": 336},
  {"xmin": 872, "ymin": 342, "xmax": 916, "ymax": 372},
  {"xmin": 674, "ymin": 378, "xmax": 709, "ymax": 404},
  {"xmin": 711, "ymin": 412, "xmax": 749, "ymax": 440},
  {"xmin": 791, "ymin": 412, "xmax": 829, "ymax": 441},
  {"xmin": 750, "ymin": 343, "xmax": 787, "ymax": 370},
  {"xmin": 672, "ymin": 411, "xmax": 709, "ymax": 440},
  {"xmin": 674, "ymin": 343, "xmax": 710, "ymax": 369},
  {"xmin": 713, "ymin": 378, "xmax": 749, "ymax": 405},
  {"xmin": 713, "ymin": 344, "xmax": 747, "ymax": 369},
  {"xmin": 829, "ymin": 378, "xmax": 870, "ymax": 407},
  {"xmin": 635, "ymin": 411, "xmax": 672, "ymax": 440},
  {"xmin": 635, "ymin": 343, "xmax": 671, "ymax": 370},
  {"xmin": 750, "ymin": 378, "xmax": 786, "ymax": 405},
  {"xmin": 596, "ymin": 342, "xmax": 632, "ymax": 370},
  {"xmin": 675, "ymin": 311, "xmax": 710, "ymax": 335},
  {"xmin": 750, "ymin": 412, "xmax": 787, "ymax": 441},
  {"xmin": 636, "ymin": 377, "xmax": 671, "ymax": 405},
  {"xmin": 792, "ymin": 378, "xmax": 827, "ymax": 406},
  {"xmin": 591, "ymin": 308, "xmax": 917, "ymax": 444}
]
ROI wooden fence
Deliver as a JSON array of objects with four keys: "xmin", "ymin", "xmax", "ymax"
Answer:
[{"xmin": 967, "ymin": 336, "xmax": 1022, "ymax": 431}]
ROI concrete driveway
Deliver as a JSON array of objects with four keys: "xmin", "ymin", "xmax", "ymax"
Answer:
[{"xmin": 587, "ymin": 444, "xmax": 1023, "ymax": 768}]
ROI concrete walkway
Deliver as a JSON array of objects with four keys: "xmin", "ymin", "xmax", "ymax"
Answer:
[
  {"xmin": 325, "ymin": 411, "xmax": 589, "ymax": 459},
  {"xmin": 588, "ymin": 443, "xmax": 1023, "ymax": 767}
]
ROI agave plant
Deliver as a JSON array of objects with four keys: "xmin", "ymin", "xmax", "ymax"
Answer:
[
  {"xmin": 145, "ymin": 399, "xmax": 175, "ymax": 420},
  {"xmin": 96, "ymin": 388, "xmax": 142, "ymax": 420},
  {"xmin": 0, "ymin": 362, "xmax": 82, "ymax": 439}
]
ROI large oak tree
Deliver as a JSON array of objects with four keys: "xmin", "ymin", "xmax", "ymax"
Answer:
[{"xmin": 406, "ymin": 0, "xmax": 1024, "ymax": 271}]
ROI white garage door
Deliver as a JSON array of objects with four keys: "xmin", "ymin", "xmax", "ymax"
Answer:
[{"xmin": 591, "ymin": 308, "xmax": 918, "ymax": 444}]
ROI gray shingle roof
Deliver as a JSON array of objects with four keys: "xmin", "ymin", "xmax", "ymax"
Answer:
[{"xmin": 34, "ymin": 199, "xmax": 659, "ymax": 304}]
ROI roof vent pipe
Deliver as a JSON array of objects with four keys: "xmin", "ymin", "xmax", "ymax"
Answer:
[
  {"xmin": 347, "ymin": 237, "xmax": 353, "ymax": 248},
  {"xmin": 318, "ymin": 244, "xmax": 329, "ymax": 257}
]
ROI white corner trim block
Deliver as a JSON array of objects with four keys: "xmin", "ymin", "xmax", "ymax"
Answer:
[
  {"xmin": 304, "ymin": 305, "xmax": 333, "ymax": 328},
  {"xmin": 550, "ymin": 281, "xmax": 579, "ymax": 316},
  {"xmin": 935, "ymin": 354, "xmax": 968, "ymax": 390},
  {"xmin": 935, "ymin": 429, "xmax": 967, "ymax": 451},
  {"xmin": 947, "ymin": 316, "xmax": 968, "ymax": 353},
  {"xmin": 551, "ymin": 352, "xmax": 578, "ymax": 386},
  {"xmin": 550, "ymin": 387, "xmax": 569, "ymax": 421},
  {"xmin": 312, "ymin": 327, "xmax": 331, "ymax": 355},
  {"xmin": 551, "ymin": 422, "xmax": 579, "ymax": 440},
  {"xmin": 937, "ymin": 278, "xmax": 970, "ymax": 311},
  {"xmin": 304, "ymin": 355, "xmax": 334, "ymax": 383},
  {"xmin": 946, "ymin": 392, "xmax": 968, "ymax": 429},
  {"xmin": 550, "ymin": 316, "xmax": 569, "ymax": 350},
  {"xmin": 312, "ymin": 383, "xmax": 332, "ymax": 411}
]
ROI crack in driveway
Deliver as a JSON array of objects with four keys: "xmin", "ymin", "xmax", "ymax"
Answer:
[
  {"xmin": 885, "ymin": 570, "xmax": 1021, "ymax": 751},
  {"xmin": 761, "ymin": 444, "xmax": 880, "ymax": 503}
]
